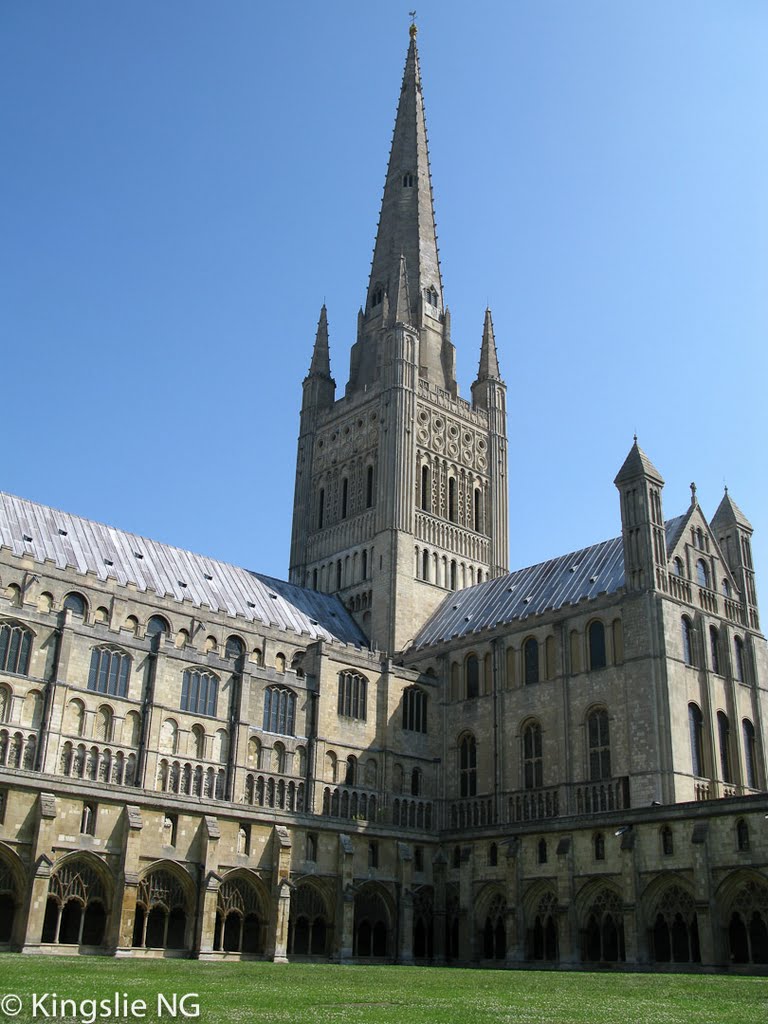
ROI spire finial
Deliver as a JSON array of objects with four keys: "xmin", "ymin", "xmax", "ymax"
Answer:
[
  {"xmin": 690, "ymin": 482, "xmax": 697, "ymax": 504},
  {"xmin": 633, "ymin": 433, "xmax": 638, "ymax": 443},
  {"xmin": 409, "ymin": 11, "xmax": 417, "ymax": 38}
]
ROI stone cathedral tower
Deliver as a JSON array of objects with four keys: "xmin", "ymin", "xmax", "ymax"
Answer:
[{"xmin": 289, "ymin": 26, "xmax": 509, "ymax": 654}]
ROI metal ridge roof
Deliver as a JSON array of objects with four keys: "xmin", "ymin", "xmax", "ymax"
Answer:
[
  {"xmin": 0, "ymin": 491, "xmax": 367, "ymax": 648},
  {"xmin": 411, "ymin": 535, "xmax": 626, "ymax": 651}
]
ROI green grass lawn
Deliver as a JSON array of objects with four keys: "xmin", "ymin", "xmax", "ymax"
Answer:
[{"xmin": 0, "ymin": 957, "xmax": 765, "ymax": 1024}]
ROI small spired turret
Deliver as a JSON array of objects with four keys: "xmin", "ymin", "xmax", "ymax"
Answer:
[
  {"xmin": 302, "ymin": 304, "xmax": 336, "ymax": 412},
  {"xmin": 712, "ymin": 488, "xmax": 760, "ymax": 630},
  {"xmin": 472, "ymin": 308, "xmax": 509, "ymax": 576},
  {"xmin": 614, "ymin": 437, "xmax": 667, "ymax": 592}
]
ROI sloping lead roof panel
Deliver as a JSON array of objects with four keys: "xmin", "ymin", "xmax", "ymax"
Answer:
[
  {"xmin": 414, "ymin": 513, "xmax": 687, "ymax": 651},
  {"xmin": 0, "ymin": 492, "xmax": 366, "ymax": 648},
  {"xmin": 664, "ymin": 514, "xmax": 688, "ymax": 555}
]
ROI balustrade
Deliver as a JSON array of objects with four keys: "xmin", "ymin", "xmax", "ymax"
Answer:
[
  {"xmin": 449, "ymin": 797, "xmax": 495, "ymax": 829},
  {"xmin": 0, "ymin": 727, "xmax": 38, "ymax": 772},
  {"xmin": 391, "ymin": 797, "xmax": 433, "ymax": 830},
  {"xmin": 321, "ymin": 785, "xmax": 377, "ymax": 822}
]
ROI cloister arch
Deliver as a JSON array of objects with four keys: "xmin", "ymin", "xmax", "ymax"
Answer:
[
  {"xmin": 132, "ymin": 861, "xmax": 195, "ymax": 952},
  {"xmin": 41, "ymin": 852, "xmax": 113, "ymax": 948},
  {"xmin": 213, "ymin": 870, "xmax": 269, "ymax": 955}
]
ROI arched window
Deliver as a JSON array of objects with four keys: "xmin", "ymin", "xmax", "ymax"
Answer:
[
  {"xmin": 736, "ymin": 819, "xmax": 750, "ymax": 852},
  {"xmin": 594, "ymin": 833, "xmax": 605, "ymax": 861},
  {"xmin": 708, "ymin": 626, "xmax": 721, "ymax": 674},
  {"xmin": 722, "ymin": 578, "xmax": 731, "ymax": 597},
  {"xmin": 411, "ymin": 768, "xmax": 422, "ymax": 796},
  {"xmin": 717, "ymin": 711, "xmax": 732, "ymax": 784},
  {"xmin": 448, "ymin": 477, "xmax": 456, "ymax": 522},
  {"xmin": 344, "ymin": 755, "xmax": 357, "ymax": 786},
  {"xmin": 681, "ymin": 617, "xmax": 694, "ymax": 666},
  {"xmin": 587, "ymin": 708, "xmax": 611, "ymax": 780},
  {"xmin": 0, "ymin": 621, "xmax": 33, "ymax": 676},
  {"xmin": 588, "ymin": 621, "xmax": 606, "ymax": 670},
  {"xmin": 661, "ymin": 826, "xmax": 674, "ymax": 856},
  {"xmin": 366, "ymin": 466, "xmax": 374, "ymax": 508},
  {"xmin": 522, "ymin": 721, "xmax": 543, "ymax": 789},
  {"xmin": 146, "ymin": 615, "xmax": 169, "ymax": 638},
  {"xmin": 318, "ymin": 488, "xmax": 325, "ymax": 529},
  {"xmin": 734, "ymin": 637, "xmax": 745, "ymax": 682},
  {"xmin": 403, "ymin": 172, "xmax": 415, "ymax": 187},
  {"xmin": 743, "ymin": 719, "xmax": 758, "ymax": 788},
  {"xmin": 488, "ymin": 842, "xmax": 498, "ymax": 867},
  {"xmin": 688, "ymin": 703, "xmax": 704, "ymax": 778},
  {"xmin": 473, "ymin": 488, "xmax": 482, "ymax": 532},
  {"xmin": 421, "ymin": 465, "xmax": 430, "ymax": 512},
  {"xmin": 523, "ymin": 638, "xmax": 539, "ymax": 685},
  {"xmin": 263, "ymin": 686, "xmax": 296, "ymax": 736},
  {"xmin": 181, "ymin": 669, "xmax": 219, "ymax": 717},
  {"xmin": 696, "ymin": 559, "xmax": 709, "ymax": 588},
  {"xmin": 88, "ymin": 646, "xmax": 131, "ymax": 697},
  {"xmin": 337, "ymin": 672, "xmax": 367, "ymax": 720},
  {"xmin": 225, "ymin": 635, "xmax": 245, "ymax": 662},
  {"xmin": 403, "ymin": 686, "xmax": 427, "ymax": 733},
  {"xmin": 537, "ymin": 839, "xmax": 548, "ymax": 864},
  {"xmin": 341, "ymin": 478, "xmax": 349, "ymax": 519},
  {"xmin": 0, "ymin": 684, "xmax": 10, "ymax": 723},
  {"xmin": 465, "ymin": 655, "xmax": 479, "ymax": 699},
  {"xmin": 459, "ymin": 734, "xmax": 477, "ymax": 797},
  {"xmin": 674, "ymin": 558, "xmax": 685, "ymax": 577},
  {"xmin": 63, "ymin": 592, "xmax": 87, "ymax": 618}
]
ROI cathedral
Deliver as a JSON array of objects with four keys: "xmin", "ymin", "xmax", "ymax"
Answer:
[{"xmin": 0, "ymin": 25, "xmax": 766, "ymax": 969}]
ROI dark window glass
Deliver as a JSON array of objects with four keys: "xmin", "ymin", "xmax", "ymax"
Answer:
[
  {"xmin": 225, "ymin": 636, "xmax": 245, "ymax": 661},
  {"xmin": 587, "ymin": 709, "xmax": 611, "ymax": 780},
  {"xmin": 63, "ymin": 592, "xmax": 86, "ymax": 617},
  {"xmin": 465, "ymin": 656, "xmax": 479, "ymax": 699},
  {"xmin": 696, "ymin": 560, "xmax": 709, "ymax": 588},
  {"xmin": 181, "ymin": 669, "xmax": 219, "ymax": 717},
  {"xmin": 146, "ymin": 615, "xmax": 169, "ymax": 637},
  {"xmin": 588, "ymin": 621, "xmax": 606, "ymax": 670},
  {"xmin": 689, "ymin": 703, "xmax": 704, "ymax": 777},
  {"xmin": 718, "ymin": 711, "xmax": 732, "ymax": 784},
  {"xmin": 366, "ymin": 466, "xmax": 374, "ymax": 508},
  {"xmin": 263, "ymin": 686, "xmax": 296, "ymax": 736},
  {"xmin": 709, "ymin": 627, "xmax": 721, "ymax": 674},
  {"xmin": 523, "ymin": 722, "xmax": 543, "ymax": 788},
  {"xmin": 743, "ymin": 720, "xmax": 757, "ymax": 788},
  {"xmin": 0, "ymin": 622, "xmax": 32, "ymax": 675},
  {"xmin": 661, "ymin": 826, "xmax": 674, "ymax": 856},
  {"xmin": 682, "ymin": 618, "xmax": 694, "ymax": 666},
  {"xmin": 88, "ymin": 647, "xmax": 131, "ymax": 697},
  {"xmin": 524, "ymin": 639, "xmax": 539, "ymax": 685},
  {"xmin": 403, "ymin": 686, "xmax": 427, "ymax": 733},
  {"xmin": 734, "ymin": 638, "xmax": 745, "ymax": 682},
  {"xmin": 459, "ymin": 735, "xmax": 477, "ymax": 797},
  {"xmin": 337, "ymin": 672, "xmax": 367, "ymax": 720},
  {"xmin": 736, "ymin": 819, "xmax": 750, "ymax": 851}
]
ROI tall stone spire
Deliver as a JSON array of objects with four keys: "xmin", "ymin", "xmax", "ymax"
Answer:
[
  {"xmin": 366, "ymin": 24, "xmax": 442, "ymax": 322},
  {"xmin": 347, "ymin": 24, "xmax": 455, "ymax": 396}
]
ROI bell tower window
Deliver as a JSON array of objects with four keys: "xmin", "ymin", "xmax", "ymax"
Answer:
[{"xmin": 402, "ymin": 172, "xmax": 415, "ymax": 187}]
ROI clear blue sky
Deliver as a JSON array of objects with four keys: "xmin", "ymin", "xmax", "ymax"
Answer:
[{"xmin": 3, "ymin": 2, "xmax": 767, "ymax": 597}]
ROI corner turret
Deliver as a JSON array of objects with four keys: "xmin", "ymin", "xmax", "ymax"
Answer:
[{"xmin": 614, "ymin": 438, "xmax": 666, "ymax": 592}]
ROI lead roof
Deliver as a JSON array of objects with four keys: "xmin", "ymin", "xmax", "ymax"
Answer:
[{"xmin": 0, "ymin": 491, "xmax": 367, "ymax": 648}]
